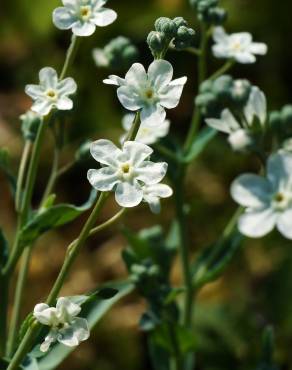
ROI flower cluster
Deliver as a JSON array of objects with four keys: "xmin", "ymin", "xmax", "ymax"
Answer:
[
  {"xmin": 189, "ymin": 0, "xmax": 227, "ymax": 25},
  {"xmin": 33, "ymin": 297, "xmax": 89, "ymax": 352},
  {"xmin": 212, "ymin": 27, "xmax": 267, "ymax": 64},
  {"xmin": 104, "ymin": 59, "xmax": 187, "ymax": 126},
  {"xmin": 87, "ymin": 139, "xmax": 172, "ymax": 212},
  {"xmin": 53, "ymin": 0, "xmax": 117, "ymax": 37}
]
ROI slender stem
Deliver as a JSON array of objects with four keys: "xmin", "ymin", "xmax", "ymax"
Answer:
[
  {"xmin": 0, "ymin": 274, "xmax": 8, "ymax": 357},
  {"xmin": 15, "ymin": 141, "xmax": 32, "ymax": 212},
  {"xmin": 185, "ymin": 47, "xmax": 201, "ymax": 56},
  {"xmin": 6, "ymin": 247, "xmax": 32, "ymax": 357},
  {"xmin": 57, "ymin": 161, "xmax": 75, "ymax": 178},
  {"xmin": 154, "ymin": 144, "xmax": 180, "ymax": 163},
  {"xmin": 125, "ymin": 112, "xmax": 141, "ymax": 141},
  {"xmin": 183, "ymin": 24, "xmax": 209, "ymax": 152},
  {"xmin": 89, "ymin": 208, "xmax": 126, "ymax": 237},
  {"xmin": 167, "ymin": 322, "xmax": 183, "ymax": 370},
  {"xmin": 60, "ymin": 35, "xmax": 80, "ymax": 80},
  {"xmin": 40, "ymin": 147, "xmax": 59, "ymax": 206},
  {"xmin": 209, "ymin": 59, "xmax": 235, "ymax": 81},
  {"xmin": 2, "ymin": 120, "xmax": 48, "ymax": 276}
]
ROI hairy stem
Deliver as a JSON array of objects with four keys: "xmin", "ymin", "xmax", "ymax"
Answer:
[{"xmin": 15, "ymin": 141, "xmax": 32, "ymax": 212}]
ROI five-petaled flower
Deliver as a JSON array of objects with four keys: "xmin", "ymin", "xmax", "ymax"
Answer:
[
  {"xmin": 205, "ymin": 87, "xmax": 267, "ymax": 151},
  {"xmin": 33, "ymin": 297, "xmax": 89, "ymax": 352},
  {"xmin": 231, "ymin": 152, "xmax": 292, "ymax": 239},
  {"xmin": 53, "ymin": 0, "xmax": 117, "ymax": 37},
  {"xmin": 25, "ymin": 67, "xmax": 77, "ymax": 116},
  {"xmin": 103, "ymin": 60, "xmax": 187, "ymax": 125},
  {"xmin": 120, "ymin": 113, "xmax": 170, "ymax": 145},
  {"xmin": 212, "ymin": 27, "xmax": 267, "ymax": 64},
  {"xmin": 87, "ymin": 139, "xmax": 170, "ymax": 208}
]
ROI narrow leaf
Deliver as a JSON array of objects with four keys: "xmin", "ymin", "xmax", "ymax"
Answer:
[{"xmin": 183, "ymin": 127, "xmax": 217, "ymax": 163}]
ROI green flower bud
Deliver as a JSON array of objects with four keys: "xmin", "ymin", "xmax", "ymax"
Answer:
[
  {"xmin": 195, "ymin": 92, "xmax": 217, "ymax": 109},
  {"xmin": 281, "ymin": 105, "xmax": 292, "ymax": 125},
  {"xmin": 93, "ymin": 36, "xmax": 139, "ymax": 70},
  {"xmin": 147, "ymin": 31, "xmax": 167, "ymax": 56},
  {"xmin": 212, "ymin": 75, "xmax": 233, "ymax": 99},
  {"xmin": 155, "ymin": 17, "xmax": 177, "ymax": 38},
  {"xmin": 200, "ymin": 79, "xmax": 213, "ymax": 94},
  {"xmin": 75, "ymin": 140, "xmax": 92, "ymax": 161},
  {"xmin": 269, "ymin": 111, "xmax": 282, "ymax": 129},
  {"xmin": 230, "ymin": 79, "xmax": 251, "ymax": 105},
  {"xmin": 172, "ymin": 16, "xmax": 188, "ymax": 29},
  {"xmin": 173, "ymin": 26, "xmax": 196, "ymax": 50},
  {"xmin": 20, "ymin": 110, "xmax": 42, "ymax": 142},
  {"xmin": 207, "ymin": 7, "xmax": 227, "ymax": 25},
  {"xmin": 197, "ymin": 0, "xmax": 218, "ymax": 13}
]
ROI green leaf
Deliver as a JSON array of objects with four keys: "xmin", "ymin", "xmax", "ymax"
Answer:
[
  {"xmin": 183, "ymin": 127, "xmax": 217, "ymax": 163},
  {"xmin": 0, "ymin": 148, "xmax": 16, "ymax": 195},
  {"xmin": 35, "ymin": 280, "xmax": 134, "ymax": 370},
  {"xmin": 0, "ymin": 229, "xmax": 9, "ymax": 351},
  {"xmin": 19, "ymin": 190, "xmax": 97, "ymax": 247},
  {"xmin": 256, "ymin": 326, "xmax": 279, "ymax": 370},
  {"xmin": 192, "ymin": 231, "xmax": 243, "ymax": 288}
]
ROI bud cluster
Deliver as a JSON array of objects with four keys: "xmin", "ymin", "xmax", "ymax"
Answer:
[
  {"xmin": 196, "ymin": 75, "xmax": 251, "ymax": 117},
  {"xmin": 93, "ymin": 36, "xmax": 139, "ymax": 70},
  {"xmin": 189, "ymin": 0, "xmax": 227, "ymax": 25},
  {"xmin": 269, "ymin": 105, "xmax": 292, "ymax": 142},
  {"xmin": 147, "ymin": 17, "xmax": 195, "ymax": 58}
]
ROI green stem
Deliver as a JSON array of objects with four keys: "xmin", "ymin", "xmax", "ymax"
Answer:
[
  {"xmin": 89, "ymin": 208, "xmax": 126, "ymax": 237},
  {"xmin": 40, "ymin": 147, "xmax": 59, "ymax": 206},
  {"xmin": 2, "ymin": 120, "xmax": 48, "ymax": 276},
  {"xmin": 6, "ymin": 247, "xmax": 32, "ymax": 357},
  {"xmin": 209, "ymin": 59, "xmax": 235, "ymax": 81},
  {"xmin": 15, "ymin": 141, "xmax": 32, "ymax": 212},
  {"xmin": 183, "ymin": 24, "xmax": 209, "ymax": 152},
  {"xmin": 0, "ymin": 274, "xmax": 8, "ymax": 357},
  {"xmin": 154, "ymin": 144, "xmax": 180, "ymax": 163},
  {"xmin": 167, "ymin": 322, "xmax": 183, "ymax": 370},
  {"xmin": 125, "ymin": 112, "xmax": 141, "ymax": 141},
  {"xmin": 60, "ymin": 35, "xmax": 80, "ymax": 80}
]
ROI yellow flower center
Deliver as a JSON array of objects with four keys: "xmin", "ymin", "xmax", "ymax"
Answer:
[
  {"xmin": 121, "ymin": 163, "xmax": 131, "ymax": 174},
  {"xmin": 46, "ymin": 89, "xmax": 57, "ymax": 100},
  {"xmin": 80, "ymin": 6, "xmax": 91, "ymax": 20},
  {"xmin": 145, "ymin": 88, "xmax": 154, "ymax": 100}
]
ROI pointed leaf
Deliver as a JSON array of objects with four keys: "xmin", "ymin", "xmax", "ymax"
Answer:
[{"xmin": 184, "ymin": 127, "xmax": 217, "ymax": 163}]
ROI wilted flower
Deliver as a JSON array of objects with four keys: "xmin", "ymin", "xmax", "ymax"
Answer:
[
  {"xmin": 25, "ymin": 67, "xmax": 77, "ymax": 116},
  {"xmin": 205, "ymin": 87, "xmax": 266, "ymax": 150},
  {"xmin": 142, "ymin": 183, "xmax": 173, "ymax": 213},
  {"xmin": 53, "ymin": 0, "xmax": 117, "ymax": 37},
  {"xmin": 33, "ymin": 297, "xmax": 89, "ymax": 352},
  {"xmin": 120, "ymin": 113, "xmax": 170, "ymax": 145},
  {"xmin": 103, "ymin": 60, "xmax": 187, "ymax": 125},
  {"xmin": 231, "ymin": 152, "xmax": 292, "ymax": 239},
  {"xmin": 212, "ymin": 27, "xmax": 267, "ymax": 64},
  {"xmin": 87, "ymin": 139, "xmax": 168, "ymax": 208}
]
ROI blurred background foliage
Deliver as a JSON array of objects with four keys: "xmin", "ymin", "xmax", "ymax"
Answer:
[{"xmin": 0, "ymin": 0, "xmax": 292, "ymax": 369}]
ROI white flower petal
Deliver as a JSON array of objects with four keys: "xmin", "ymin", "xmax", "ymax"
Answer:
[
  {"xmin": 244, "ymin": 87, "xmax": 267, "ymax": 126},
  {"xmin": 115, "ymin": 181, "xmax": 143, "ymax": 207},
  {"xmin": 277, "ymin": 209, "xmax": 292, "ymax": 239},
  {"xmin": 125, "ymin": 63, "xmax": 147, "ymax": 90},
  {"xmin": 103, "ymin": 75, "xmax": 125, "ymax": 86},
  {"xmin": 87, "ymin": 168, "xmax": 119, "ymax": 191},
  {"xmin": 267, "ymin": 152, "xmax": 292, "ymax": 190},
  {"xmin": 72, "ymin": 21, "xmax": 96, "ymax": 36},
  {"xmin": 25, "ymin": 84, "xmax": 44, "ymax": 99},
  {"xmin": 122, "ymin": 113, "xmax": 135, "ymax": 131},
  {"xmin": 56, "ymin": 297, "xmax": 81, "ymax": 320},
  {"xmin": 34, "ymin": 304, "xmax": 58, "ymax": 326},
  {"xmin": 40, "ymin": 331, "xmax": 58, "ymax": 352},
  {"xmin": 93, "ymin": 8, "xmax": 117, "ymax": 27},
  {"xmin": 235, "ymin": 52, "xmax": 256, "ymax": 64},
  {"xmin": 148, "ymin": 60, "xmax": 173, "ymax": 90},
  {"xmin": 53, "ymin": 7, "xmax": 74, "ymax": 30},
  {"xmin": 231, "ymin": 174, "xmax": 272, "ymax": 208},
  {"xmin": 213, "ymin": 27, "xmax": 228, "ymax": 43},
  {"xmin": 56, "ymin": 97, "xmax": 73, "ymax": 110},
  {"xmin": 123, "ymin": 141, "xmax": 153, "ymax": 165},
  {"xmin": 144, "ymin": 183, "xmax": 173, "ymax": 198},
  {"xmin": 58, "ymin": 77, "xmax": 77, "ymax": 95},
  {"xmin": 140, "ymin": 104, "xmax": 166, "ymax": 125},
  {"xmin": 158, "ymin": 76, "xmax": 187, "ymax": 109},
  {"xmin": 117, "ymin": 85, "xmax": 143, "ymax": 111},
  {"xmin": 136, "ymin": 161, "xmax": 168, "ymax": 185},
  {"xmin": 31, "ymin": 99, "xmax": 53, "ymax": 116},
  {"xmin": 39, "ymin": 67, "xmax": 58, "ymax": 89},
  {"xmin": 206, "ymin": 109, "xmax": 240, "ymax": 134},
  {"xmin": 70, "ymin": 317, "xmax": 90, "ymax": 342},
  {"xmin": 238, "ymin": 208, "xmax": 277, "ymax": 238},
  {"xmin": 144, "ymin": 196, "xmax": 161, "ymax": 214},
  {"xmin": 90, "ymin": 139, "xmax": 122, "ymax": 166},
  {"xmin": 249, "ymin": 42, "xmax": 268, "ymax": 55}
]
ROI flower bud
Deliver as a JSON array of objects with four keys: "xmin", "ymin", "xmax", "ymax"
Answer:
[
  {"xmin": 173, "ymin": 26, "xmax": 196, "ymax": 50},
  {"xmin": 269, "ymin": 111, "xmax": 282, "ymax": 130},
  {"xmin": 212, "ymin": 75, "xmax": 233, "ymax": 99},
  {"xmin": 206, "ymin": 7, "xmax": 227, "ymax": 25},
  {"xmin": 147, "ymin": 31, "xmax": 167, "ymax": 56},
  {"xmin": 155, "ymin": 17, "xmax": 177, "ymax": 38},
  {"xmin": 281, "ymin": 105, "xmax": 292, "ymax": 125},
  {"xmin": 173, "ymin": 16, "xmax": 188, "ymax": 29},
  {"xmin": 75, "ymin": 140, "xmax": 92, "ymax": 161},
  {"xmin": 230, "ymin": 79, "xmax": 251, "ymax": 105},
  {"xmin": 20, "ymin": 110, "xmax": 42, "ymax": 142},
  {"xmin": 228, "ymin": 129, "xmax": 254, "ymax": 151}
]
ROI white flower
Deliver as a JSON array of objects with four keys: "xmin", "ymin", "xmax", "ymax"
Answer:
[
  {"xmin": 205, "ymin": 87, "xmax": 266, "ymax": 151},
  {"xmin": 142, "ymin": 183, "xmax": 173, "ymax": 213},
  {"xmin": 53, "ymin": 0, "xmax": 117, "ymax": 37},
  {"xmin": 231, "ymin": 152, "xmax": 292, "ymax": 239},
  {"xmin": 25, "ymin": 67, "xmax": 77, "ymax": 116},
  {"xmin": 212, "ymin": 27, "xmax": 267, "ymax": 64},
  {"xmin": 33, "ymin": 297, "xmax": 89, "ymax": 352},
  {"xmin": 103, "ymin": 60, "xmax": 187, "ymax": 125},
  {"xmin": 120, "ymin": 113, "xmax": 170, "ymax": 145},
  {"xmin": 87, "ymin": 139, "xmax": 168, "ymax": 208}
]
